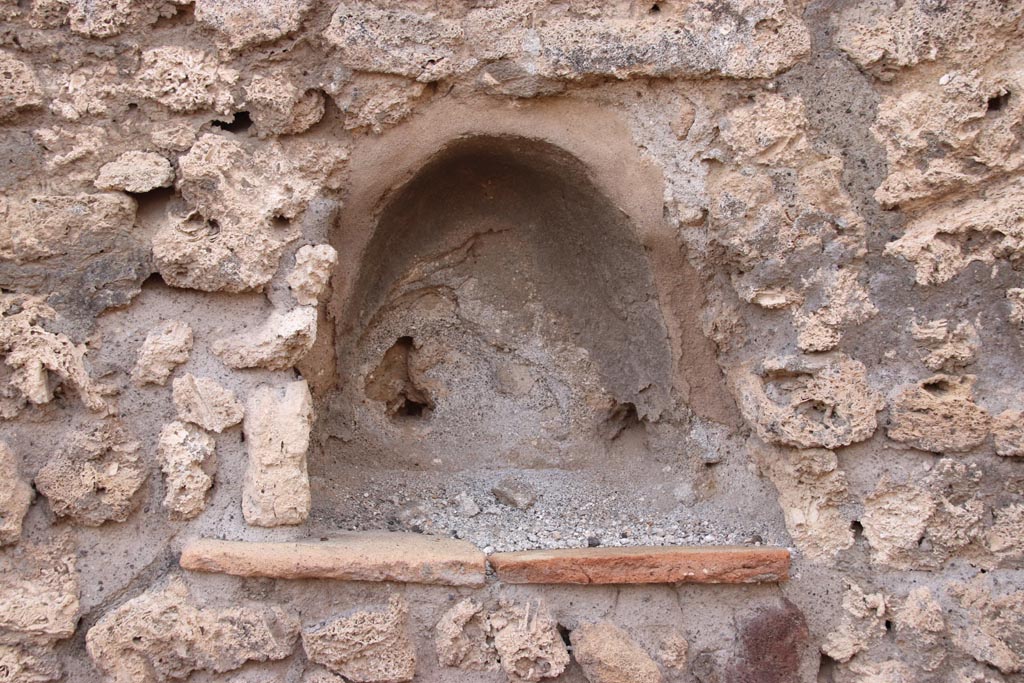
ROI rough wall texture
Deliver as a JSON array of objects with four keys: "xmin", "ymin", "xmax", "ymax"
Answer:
[{"xmin": 0, "ymin": 0, "xmax": 1022, "ymax": 681}]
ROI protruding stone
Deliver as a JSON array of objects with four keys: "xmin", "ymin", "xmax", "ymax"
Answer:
[
  {"xmin": 95, "ymin": 151, "xmax": 175, "ymax": 193},
  {"xmin": 287, "ymin": 244, "xmax": 338, "ymax": 305},
  {"xmin": 489, "ymin": 546, "xmax": 790, "ymax": 585},
  {"xmin": 86, "ymin": 576, "xmax": 299, "ymax": 683},
  {"xmin": 0, "ymin": 441, "xmax": 31, "ymax": 545},
  {"xmin": 157, "ymin": 421, "xmax": 215, "ymax": 520},
  {"xmin": 212, "ymin": 306, "xmax": 317, "ymax": 370},
  {"xmin": 571, "ymin": 621, "xmax": 664, "ymax": 683},
  {"xmin": 887, "ymin": 375, "xmax": 991, "ymax": 453},
  {"xmin": 302, "ymin": 595, "xmax": 415, "ymax": 683},
  {"xmin": 491, "ymin": 477, "xmax": 537, "ymax": 510},
  {"xmin": 180, "ymin": 533, "xmax": 486, "ymax": 586},
  {"xmin": 131, "ymin": 320, "xmax": 193, "ymax": 386},
  {"xmin": 172, "ymin": 373, "xmax": 244, "ymax": 433},
  {"xmin": 35, "ymin": 421, "xmax": 146, "ymax": 526},
  {"xmin": 242, "ymin": 380, "xmax": 313, "ymax": 526}
]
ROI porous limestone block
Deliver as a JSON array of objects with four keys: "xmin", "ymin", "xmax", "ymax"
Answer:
[
  {"xmin": 571, "ymin": 621, "xmax": 664, "ymax": 683},
  {"xmin": 490, "ymin": 600, "xmax": 570, "ymax": 683},
  {"xmin": 196, "ymin": 0, "xmax": 314, "ymax": 51},
  {"xmin": 242, "ymin": 380, "xmax": 313, "ymax": 527},
  {"xmin": 131, "ymin": 320, "xmax": 192, "ymax": 386},
  {"xmin": 993, "ymin": 409, "xmax": 1024, "ymax": 457},
  {"xmin": 302, "ymin": 595, "xmax": 416, "ymax": 683},
  {"xmin": 95, "ymin": 150, "xmax": 175, "ymax": 193},
  {"xmin": 172, "ymin": 373, "xmax": 243, "ymax": 433},
  {"xmin": 157, "ymin": 421, "xmax": 214, "ymax": 520},
  {"xmin": 212, "ymin": 306, "xmax": 317, "ymax": 370},
  {"xmin": 34, "ymin": 422, "xmax": 146, "ymax": 526},
  {"xmin": 887, "ymin": 375, "xmax": 991, "ymax": 453},
  {"xmin": 86, "ymin": 576, "xmax": 299, "ymax": 683},
  {"xmin": 0, "ymin": 51, "xmax": 43, "ymax": 120},
  {"xmin": 287, "ymin": 244, "xmax": 338, "ymax": 305}
]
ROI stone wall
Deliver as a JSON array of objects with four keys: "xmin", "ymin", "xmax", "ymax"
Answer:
[{"xmin": 0, "ymin": 1, "xmax": 1023, "ymax": 682}]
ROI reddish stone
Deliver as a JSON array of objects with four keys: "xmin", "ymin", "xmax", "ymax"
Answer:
[{"xmin": 489, "ymin": 545, "xmax": 789, "ymax": 585}]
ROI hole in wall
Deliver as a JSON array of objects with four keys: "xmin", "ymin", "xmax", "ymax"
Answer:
[
  {"xmin": 211, "ymin": 111, "xmax": 253, "ymax": 134},
  {"xmin": 365, "ymin": 336, "xmax": 434, "ymax": 419},
  {"xmin": 986, "ymin": 90, "xmax": 1010, "ymax": 114}
]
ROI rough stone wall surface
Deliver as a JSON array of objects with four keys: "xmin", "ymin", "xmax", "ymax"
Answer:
[{"xmin": 0, "ymin": 1, "xmax": 1021, "ymax": 682}]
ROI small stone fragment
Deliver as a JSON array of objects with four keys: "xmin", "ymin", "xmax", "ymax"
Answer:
[
  {"xmin": 302, "ymin": 595, "xmax": 416, "ymax": 683},
  {"xmin": 196, "ymin": 0, "xmax": 314, "ymax": 51},
  {"xmin": 172, "ymin": 373, "xmax": 244, "ymax": 433},
  {"xmin": 95, "ymin": 151, "xmax": 175, "ymax": 193},
  {"xmin": 862, "ymin": 482, "xmax": 935, "ymax": 569},
  {"xmin": 131, "ymin": 320, "xmax": 193, "ymax": 386},
  {"xmin": 86, "ymin": 576, "xmax": 299, "ymax": 683},
  {"xmin": 894, "ymin": 586, "xmax": 946, "ymax": 673},
  {"xmin": 0, "ymin": 441, "xmax": 31, "ymax": 545},
  {"xmin": 821, "ymin": 583, "xmax": 887, "ymax": 663},
  {"xmin": 571, "ymin": 621, "xmax": 664, "ymax": 683},
  {"xmin": 987, "ymin": 503, "xmax": 1024, "ymax": 561},
  {"xmin": 887, "ymin": 375, "xmax": 991, "ymax": 453},
  {"xmin": 490, "ymin": 600, "xmax": 570, "ymax": 683},
  {"xmin": 242, "ymin": 380, "xmax": 313, "ymax": 527},
  {"xmin": 0, "ymin": 294, "xmax": 107, "ymax": 416},
  {"xmin": 287, "ymin": 244, "xmax": 338, "ymax": 306},
  {"xmin": 492, "ymin": 477, "xmax": 536, "ymax": 510},
  {"xmin": 157, "ymin": 421, "xmax": 214, "ymax": 520},
  {"xmin": 657, "ymin": 632, "xmax": 688, "ymax": 671},
  {"xmin": 993, "ymin": 409, "xmax": 1024, "ymax": 457},
  {"xmin": 68, "ymin": 0, "xmax": 133, "ymax": 37},
  {"xmin": 454, "ymin": 491, "xmax": 480, "ymax": 518},
  {"xmin": 212, "ymin": 306, "xmax": 317, "ymax": 370},
  {"xmin": 0, "ymin": 51, "xmax": 43, "ymax": 120},
  {"xmin": 35, "ymin": 421, "xmax": 146, "ymax": 526}
]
